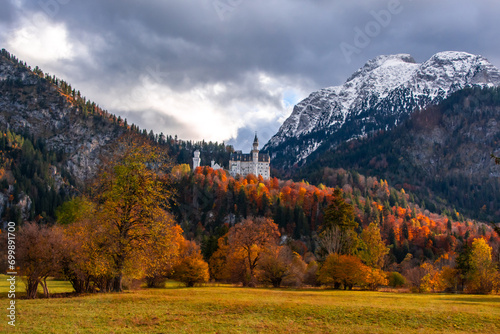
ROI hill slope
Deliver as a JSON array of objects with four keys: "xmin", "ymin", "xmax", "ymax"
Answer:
[{"xmin": 0, "ymin": 49, "xmax": 230, "ymax": 222}]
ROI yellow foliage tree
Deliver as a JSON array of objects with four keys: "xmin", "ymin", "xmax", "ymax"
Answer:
[
  {"xmin": 365, "ymin": 268, "xmax": 388, "ymax": 291},
  {"xmin": 419, "ymin": 262, "xmax": 446, "ymax": 293},
  {"xmin": 92, "ymin": 134, "xmax": 174, "ymax": 292},
  {"xmin": 172, "ymin": 240, "xmax": 210, "ymax": 287},
  {"xmin": 358, "ymin": 223, "xmax": 389, "ymax": 268},
  {"xmin": 141, "ymin": 219, "xmax": 185, "ymax": 288},
  {"xmin": 466, "ymin": 238, "xmax": 499, "ymax": 294}
]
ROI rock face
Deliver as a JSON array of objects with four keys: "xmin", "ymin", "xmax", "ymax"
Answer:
[
  {"xmin": 0, "ymin": 52, "xmax": 125, "ymax": 183},
  {"xmin": 264, "ymin": 51, "xmax": 500, "ymax": 169}
]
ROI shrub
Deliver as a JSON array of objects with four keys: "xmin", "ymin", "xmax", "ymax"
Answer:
[
  {"xmin": 365, "ymin": 268, "xmax": 388, "ymax": 291},
  {"xmin": 388, "ymin": 272, "xmax": 406, "ymax": 288}
]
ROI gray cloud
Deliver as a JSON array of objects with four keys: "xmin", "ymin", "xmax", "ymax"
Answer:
[{"xmin": 2, "ymin": 0, "xmax": 500, "ymax": 149}]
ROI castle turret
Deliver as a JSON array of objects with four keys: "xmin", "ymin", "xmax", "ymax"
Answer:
[{"xmin": 252, "ymin": 133, "xmax": 259, "ymax": 175}]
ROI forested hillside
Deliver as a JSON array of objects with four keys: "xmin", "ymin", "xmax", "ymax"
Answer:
[
  {"xmin": 0, "ymin": 49, "xmax": 230, "ymax": 222},
  {"xmin": 172, "ymin": 166, "xmax": 499, "ymax": 269},
  {"xmin": 292, "ymin": 87, "xmax": 500, "ymax": 222},
  {"xmin": 0, "ymin": 130, "xmax": 74, "ymax": 224}
]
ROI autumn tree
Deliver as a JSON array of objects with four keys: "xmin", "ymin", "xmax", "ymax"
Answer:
[
  {"xmin": 317, "ymin": 254, "xmax": 368, "ymax": 290},
  {"xmin": 358, "ymin": 223, "xmax": 389, "ymax": 268},
  {"xmin": 419, "ymin": 262, "xmax": 446, "ymax": 293},
  {"xmin": 17, "ymin": 223, "xmax": 64, "ymax": 298},
  {"xmin": 172, "ymin": 240, "xmax": 210, "ymax": 287},
  {"xmin": 365, "ymin": 268, "xmax": 388, "ymax": 291},
  {"xmin": 92, "ymin": 134, "xmax": 173, "ymax": 292},
  {"xmin": 466, "ymin": 238, "xmax": 499, "ymax": 294},
  {"xmin": 142, "ymin": 218, "xmax": 184, "ymax": 288},
  {"xmin": 317, "ymin": 189, "xmax": 358, "ymax": 257},
  {"xmin": 225, "ymin": 217, "xmax": 280, "ymax": 286},
  {"xmin": 62, "ymin": 212, "xmax": 115, "ymax": 293},
  {"xmin": 56, "ymin": 196, "xmax": 114, "ymax": 293},
  {"xmin": 208, "ymin": 235, "xmax": 236, "ymax": 282},
  {"xmin": 257, "ymin": 245, "xmax": 293, "ymax": 287},
  {"xmin": 303, "ymin": 260, "xmax": 319, "ymax": 286}
]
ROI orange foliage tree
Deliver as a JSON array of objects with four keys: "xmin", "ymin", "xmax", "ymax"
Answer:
[
  {"xmin": 172, "ymin": 240, "xmax": 210, "ymax": 287},
  {"xmin": 211, "ymin": 217, "xmax": 280, "ymax": 286},
  {"xmin": 317, "ymin": 254, "xmax": 369, "ymax": 290}
]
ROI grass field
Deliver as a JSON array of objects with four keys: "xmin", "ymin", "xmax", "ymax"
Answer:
[{"xmin": 1, "ymin": 275, "xmax": 499, "ymax": 333}]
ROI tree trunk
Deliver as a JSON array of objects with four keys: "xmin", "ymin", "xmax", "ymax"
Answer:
[
  {"xmin": 40, "ymin": 277, "xmax": 50, "ymax": 298},
  {"xmin": 112, "ymin": 273, "xmax": 123, "ymax": 292},
  {"xmin": 112, "ymin": 252, "xmax": 125, "ymax": 292},
  {"xmin": 26, "ymin": 278, "xmax": 39, "ymax": 299}
]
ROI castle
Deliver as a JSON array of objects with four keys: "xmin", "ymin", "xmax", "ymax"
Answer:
[
  {"xmin": 193, "ymin": 134, "xmax": 270, "ymax": 179},
  {"xmin": 229, "ymin": 134, "xmax": 270, "ymax": 179}
]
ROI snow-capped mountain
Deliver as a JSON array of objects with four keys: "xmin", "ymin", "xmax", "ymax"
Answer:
[{"xmin": 264, "ymin": 51, "xmax": 500, "ymax": 168}]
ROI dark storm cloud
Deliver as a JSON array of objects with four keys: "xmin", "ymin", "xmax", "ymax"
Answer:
[
  {"xmin": 3, "ymin": 0, "xmax": 500, "ymax": 148},
  {"xmin": 0, "ymin": 0, "xmax": 16, "ymax": 22},
  {"xmin": 114, "ymin": 108, "xmax": 196, "ymax": 140}
]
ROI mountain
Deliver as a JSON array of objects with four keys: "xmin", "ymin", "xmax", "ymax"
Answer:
[
  {"xmin": 297, "ymin": 86, "xmax": 500, "ymax": 222},
  {"xmin": 264, "ymin": 51, "xmax": 500, "ymax": 169},
  {"xmin": 0, "ymin": 49, "xmax": 230, "ymax": 223},
  {"xmin": 0, "ymin": 49, "xmax": 129, "ymax": 182}
]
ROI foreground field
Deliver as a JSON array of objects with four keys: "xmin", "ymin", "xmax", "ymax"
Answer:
[{"xmin": 1, "ymin": 277, "xmax": 499, "ymax": 333}]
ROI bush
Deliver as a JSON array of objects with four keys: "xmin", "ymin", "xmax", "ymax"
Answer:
[
  {"xmin": 365, "ymin": 268, "xmax": 388, "ymax": 291},
  {"xmin": 388, "ymin": 272, "xmax": 406, "ymax": 288}
]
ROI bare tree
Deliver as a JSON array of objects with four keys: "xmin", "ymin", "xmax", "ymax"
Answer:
[
  {"xmin": 258, "ymin": 245, "xmax": 293, "ymax": 288},
  {"xmin": 316, "ymin": 226, "xmax": 358, "ymax": 258}
]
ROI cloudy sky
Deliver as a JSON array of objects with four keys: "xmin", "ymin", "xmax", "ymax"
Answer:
[{"xmin": 1, "ymin": 0, "xmax": 499, "ymax": 150}]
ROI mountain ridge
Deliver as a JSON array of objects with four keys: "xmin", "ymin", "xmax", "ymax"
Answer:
[{"xmin": 264, "ymin": 51, "xmax": 500, "ymax": 168}]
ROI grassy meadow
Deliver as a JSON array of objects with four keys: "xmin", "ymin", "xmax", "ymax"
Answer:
[{"xmin": 1, "ymin": 275, "xmax": 499, "ymax": 333}]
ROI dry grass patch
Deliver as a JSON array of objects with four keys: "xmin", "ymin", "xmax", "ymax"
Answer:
[{"xmin": 0, "ymin": 277, "xmax": 499, "ymax": 333}]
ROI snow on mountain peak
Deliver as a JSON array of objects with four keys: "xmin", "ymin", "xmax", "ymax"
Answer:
[
  {"xmin": 346, "ymin": 53, "xmax": 416, "ymax": 83},
  {"xmin": 265, "ymin": 51, "xmax": 500, "ymax": 164}
]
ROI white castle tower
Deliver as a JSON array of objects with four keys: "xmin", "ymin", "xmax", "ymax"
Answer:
[
  {"xmin": 229, "ymin": 133, "xmax": 270, "ymax": 179},
  {"xmin": 193, "ymin": 150, "xmax": 201, "ymax": 169},
  {"xmin": 252, "ymin": 133, "xmax": 259, "ymax": 175}
]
